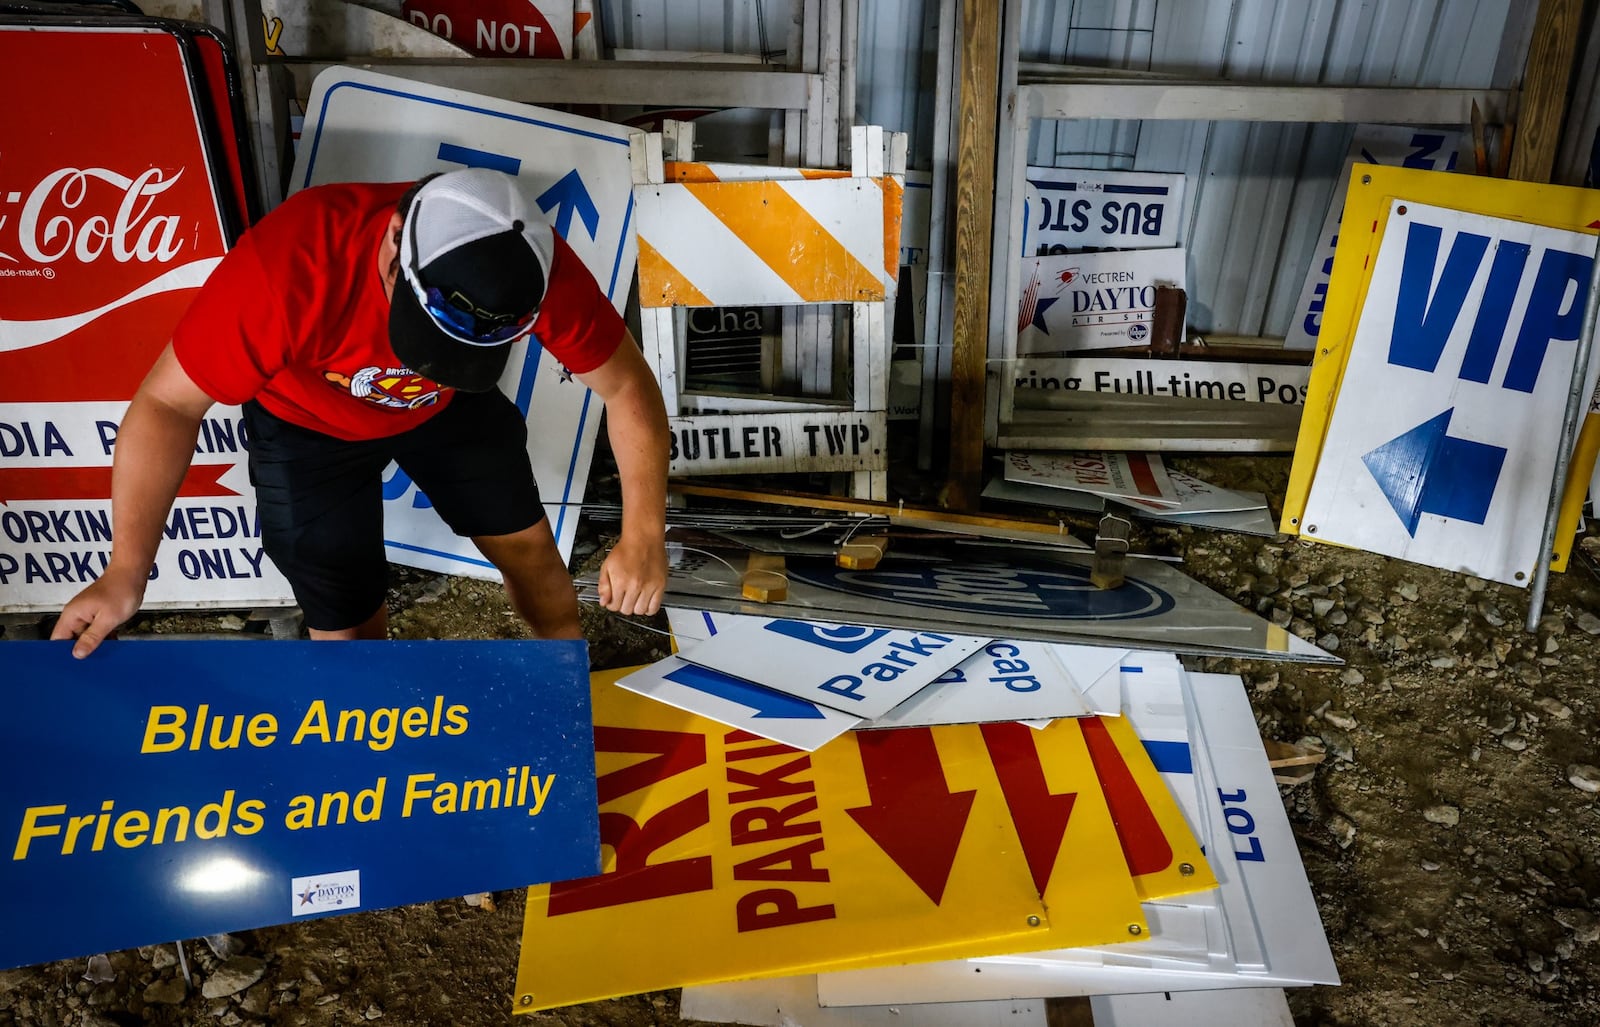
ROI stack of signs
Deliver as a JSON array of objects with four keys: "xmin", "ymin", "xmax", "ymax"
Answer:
[
  {"xmin": 290, "ymin": 68, "xmax": 643, "ymax": 575},
  {"xmin": 616, "ymin": 609, "xmax": 1121, "ymax": 751},
  {"xmin": 588, "ymin": 533, "xmax": 1335, "ymax": 662},
  {"xmin": 671, "ymin": 668, "xmax": 1336, "ymax": 1022},
  {"xmin": 1283, "ymin": 165, "xmax": 1600, "ymax": 584},
  {"xmin": 1014, "ymin": 166, "xmax": 1187, "ymax": 356},
  {"xmin": 989, "ymin": 451, "xmax": 1276, "ymax": 535},
  {"xmin": 0, "ymin": 15, "xmax": 291, "ymax": 615},
  {"xmin": 512, "ymin": 663, "xmax": 1222, "ymax": 1013}
]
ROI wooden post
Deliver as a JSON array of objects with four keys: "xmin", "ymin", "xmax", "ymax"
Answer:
[
  {"xmin": 942, "ymin": 0, "xmax": 1002, "ymax": 511},
  {"xmin": 1508, "ymin": 0, "xmax": 1584, "ymax": 183}
]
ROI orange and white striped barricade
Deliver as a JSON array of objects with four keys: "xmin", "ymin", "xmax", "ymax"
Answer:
[{"xmin": 632, "ymin": 124, "xmax": 906, "ymax": 499}]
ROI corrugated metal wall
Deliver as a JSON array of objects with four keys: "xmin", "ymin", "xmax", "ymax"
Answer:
[
  {"xmin": 1018, "ymin": 0, "xmax": 1530, "ymax": 336},
  {"xmin": 601, "ymin": 0, "xmax": 1531, "ymax": 337}
]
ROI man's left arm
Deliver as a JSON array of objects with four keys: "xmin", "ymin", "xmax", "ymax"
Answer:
[{"xmin": 576, "ymin": 330, "xmax": 670, "ymax": 616}]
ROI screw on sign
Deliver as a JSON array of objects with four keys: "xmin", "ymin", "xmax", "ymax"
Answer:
[{"xmin": 401, "ymin": 0, "xmax": 572, "ymax": 59}]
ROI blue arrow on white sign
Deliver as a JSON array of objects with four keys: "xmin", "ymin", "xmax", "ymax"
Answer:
[
  {"xmin": 616, "ymin": 655, "xmax": 862, "ymax": 752},
  {"xmin": 537, "ymin": 168, "xmax": 601, "ymax": 241},
  {"xmin": 663, "ymin": 662, "xmax": 827, "ymax": 720},
  {"xmin": 1361, "ymin": 407, "xmax": 1506, "ymax": 536}
]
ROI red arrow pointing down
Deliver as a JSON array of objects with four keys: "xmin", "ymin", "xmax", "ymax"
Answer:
[
  {"xmin": 1079, "ymin": 716, "xmax": 1172, "ymax": 877},
  {"xmin": 845, "ymin": 728, "xmax": 974, "ymax": 905},
  {"xmin": 0, "ymin": 464, "xmax": 236, "ymax": 503},
  {"xmin": 980, "ymin": 721, "xmax": 1076, "ymax": 895}
]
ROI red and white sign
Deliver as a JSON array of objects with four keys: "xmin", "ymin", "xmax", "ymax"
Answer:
[
  {"xmin": 401, "ymin": 0, "xmax": 574, "ymax": 59},
  {"xmin": 0, "ymin": 26, "xmax": 292, "ymax": 613}
]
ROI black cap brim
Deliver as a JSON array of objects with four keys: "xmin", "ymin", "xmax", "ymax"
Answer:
[{"xmin": 388, "ymin": 282, "xmax": 512, "ymax": 394}]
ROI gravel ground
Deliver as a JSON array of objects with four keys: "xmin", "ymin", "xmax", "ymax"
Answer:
[{"xmin": 4, "ymin": 453, "xmax": 1599, "ymax": 1026}]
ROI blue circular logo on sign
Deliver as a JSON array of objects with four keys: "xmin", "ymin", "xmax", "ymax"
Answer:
[
  {"xmin": 786, "ymin": 560, "xmax": 1175, "ymax": 621},
  {"xmin": 1128, "ymin": 322, "xmax": 1149, "ymax": 342}
]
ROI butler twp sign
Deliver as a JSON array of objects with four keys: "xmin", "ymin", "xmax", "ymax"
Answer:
[{"xmin": 667, "ymin": 411, "xmax": 886, "ymax": 475}]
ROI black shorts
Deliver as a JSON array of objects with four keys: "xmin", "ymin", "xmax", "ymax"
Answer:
[{"xmin": 243, "ymin": 391, "xmax": 544, "ymax": 631}]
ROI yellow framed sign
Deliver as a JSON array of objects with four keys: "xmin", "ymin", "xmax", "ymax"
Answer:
[
  {"xmin": 1283, "ymin": 165, "xmax": 1600, "ymax": 579},
  {"xmin": 513, "ymin": 670, "xmax": 1147, "ymax": 1013}
]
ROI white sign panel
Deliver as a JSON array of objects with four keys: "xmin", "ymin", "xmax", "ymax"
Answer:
[
  {"xmin": 1286, "ymin": 125, "xmax": 1462, "ymax": 351},
  {"xmin": 682, "ymin": 975, "xmax": 1046, "ymax": 1027},
  {"xmin": 1017, "ymin": 248, "xmax": 1186, "ymax": 354},
  {"xmin": 1301, "ymin": 201, "xmax": 1597, "ymax": 585},
  {"xmin": 865, "ymin": 640, "xmax": 1090, "ymax": 728},
  {"xmin": 617, "ymin": 654, "xmax": 862, "ymax": 752},
  {"xmin": 667, "ymin": 411, "xmax": 886, "ymax": 475},
  {"xmin": 1011, "ymin": 356, "xmax": 1309, "ymax": 406},
  {"xmin": 673, "ymin": 619, "xmax": 989, "ymax": 720},
  {"xmin": 1022, "ymin": 167, "xmax": 1186, "ymax": 253},
  {"xmin": 290, "ymin": 67, "xmax": 642, "ymax": 576},
  {"xmin": 814, "ymin": 673, "xmax": 1339, "ymax": 1007},
  {"xmin": 1003, "ymin": 451, "xmax": 1178, "ymax": 507}
]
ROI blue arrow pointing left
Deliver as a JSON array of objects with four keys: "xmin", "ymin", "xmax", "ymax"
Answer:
[
  {"xmin": 1362, "ymin": 407, "xmax": 1507, "ymax": 536},
  {"xmin": 663, "ymin": 663, "xmax": 827, "ymax": 720},
  {"xmin": 536, "ymin": 169, "xmax": 600, "ymax": 242}
]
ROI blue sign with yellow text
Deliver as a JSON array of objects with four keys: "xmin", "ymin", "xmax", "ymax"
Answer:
[{"xmin": 0, "ymin": 639, "xmax": 598, "ymax": 970}]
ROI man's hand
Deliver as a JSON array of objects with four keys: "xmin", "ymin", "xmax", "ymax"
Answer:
[
  {"xmin": 49, "ymin": 566, "xmax": 147, "ymax": 659},
  {"xmin": 596, "ymin": 534, "xmax": 667, "ymax": 616}
]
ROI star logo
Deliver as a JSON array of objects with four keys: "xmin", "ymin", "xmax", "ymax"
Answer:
[
  {"xmin": 1031, "ymin": 296, "xmax": 1058, "ymax": 333},
  {"xmin": 557, "ymin": 364, "xmax": 575, "ymax": 383},
  {"xmin": 298, "ymin": 885, "xmax": 317, "ymax": 907}
]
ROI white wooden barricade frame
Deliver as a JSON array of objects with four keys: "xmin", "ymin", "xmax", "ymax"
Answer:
[
  {"xmin": 988, "ymin": 78, "xmax": 1512, "ymax": 452},
  {"xmin": 632, "ymin": 123, "xmax": 907, "ymax": 500}
]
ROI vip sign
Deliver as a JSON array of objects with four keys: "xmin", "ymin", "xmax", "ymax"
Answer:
[
  {"xmin": 1300, "ymin": 200, "xmax": 1596, "ymax": 585},
  {"xmin": 291, "ymin": 68, "xmax": 643, "ymax": 576},
  {"xmin": 514, "ymin": 671, "xmax": 1146, "ymax": 1013},
  {"xmin": 1285, "ymin": 125, "xmax": 1462, "ymax": 351},
  {"xmin": 0, "ymin": 26, "xmax": 293, "ymax": 613},
  {"xmin": 1021, "ymin": 168, "xmax": 1186, "ymax": 254},
  {"xmin": 1017, "ymin": 248, "xmax": 1186, "ymax": 354}
]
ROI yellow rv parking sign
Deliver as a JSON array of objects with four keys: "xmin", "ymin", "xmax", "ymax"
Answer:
[{"xmin": 514, "ymin": 671, "xmax": 1147, "ymax": 1012}]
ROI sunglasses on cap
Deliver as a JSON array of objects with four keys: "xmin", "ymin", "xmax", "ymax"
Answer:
[{"xmin": 403, "ymin": 222, "xmax": 539, "ymax": 346}]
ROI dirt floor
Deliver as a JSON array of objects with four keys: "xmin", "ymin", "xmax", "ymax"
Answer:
[{"xmin": 4, "ymin": 447, "xmax": 1600, "ymax": 1027}]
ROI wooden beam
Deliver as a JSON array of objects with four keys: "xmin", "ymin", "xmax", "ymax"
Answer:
[
  {"xmin": 1508, "ymin": 0, "xmax": 1584, "ymax": 183},
  {"xmin": 943, "ymin": 0, "xmax": 1002, "ymax": 511}
]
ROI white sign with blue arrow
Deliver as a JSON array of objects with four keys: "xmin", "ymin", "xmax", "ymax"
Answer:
[
  {"xmin": 617, "ymin": 654, "xmax": 863, "ymax": 752},
  {"xmin": 289, "ymin": 67, "xmax": 643, "ymax": 576},
  {"xmin": 1301, "ymin": 200, "xmax": 1597, "ymax": 585}
]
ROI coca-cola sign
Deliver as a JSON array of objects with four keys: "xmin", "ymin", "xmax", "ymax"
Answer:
[
  {"xmin": 0, "ymin": 24, "xmax": 291, "ymax": 613},
  {"xmin": 0, "ymin": 26, "xmax": 227, "ymax": 389},
  {"xmin": 9, "ymin": 167, "xmax": 187, "ymax": 266}
]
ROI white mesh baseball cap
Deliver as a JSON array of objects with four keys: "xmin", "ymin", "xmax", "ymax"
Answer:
[{"xmin": 390, "ymin": 168, "xmax": 555, "ymax": 392}]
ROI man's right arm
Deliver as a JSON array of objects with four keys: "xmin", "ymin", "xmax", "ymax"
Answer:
[{"xmin": 51, "ymin": 344, "xmax": 218, "ymax": 658}]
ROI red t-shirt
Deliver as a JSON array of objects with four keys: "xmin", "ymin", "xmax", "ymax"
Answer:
[{"xmin": 172, "ymin": 181, "xmax": 624, "ymax": 440}]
